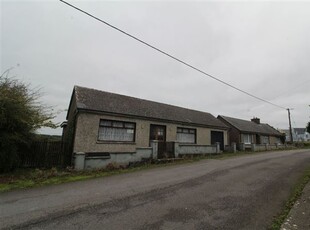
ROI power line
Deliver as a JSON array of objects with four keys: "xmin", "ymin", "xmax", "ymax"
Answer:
[{"xmin": 60, "ymin": 0, "xmax": 287, "ymax": 110}]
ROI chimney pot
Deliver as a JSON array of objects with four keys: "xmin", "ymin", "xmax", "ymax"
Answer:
[{"xmin": 251, "ymin": 117, "xmax": 260, "ymax": 124}]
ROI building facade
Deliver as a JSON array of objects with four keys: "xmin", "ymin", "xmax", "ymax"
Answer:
[
  {"xmin": 218, "ymin": 115, "xmax": 284, "ymax": 149},
  {"xmin": 63, "ymin": 86, "xmax": 229, "ymax": 160}
]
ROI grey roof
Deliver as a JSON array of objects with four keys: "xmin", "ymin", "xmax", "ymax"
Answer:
[
  {"xmin": 293, "ymin": 128, "xmax": 306, "ymax": 134},
  {"xmin": 218, "ymin": 115, "xmax": 282, "ymax": 136},
  {"xmin": 73, "ymin": 86, "xmax": 228, "ymax": 129}
]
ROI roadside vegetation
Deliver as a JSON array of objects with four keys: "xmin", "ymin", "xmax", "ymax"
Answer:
[
  {"xmin": 269, "ymin": 166, "xmax": 310, "ymax": 230},
  {"xmin": 0, "ymin": 148, "xmax": 307, "ymax": 193},
  {"xmin": 0, "ymin": 70, "xmax": 56, "ymax": 173}
]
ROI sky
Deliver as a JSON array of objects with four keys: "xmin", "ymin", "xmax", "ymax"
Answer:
[{"xmin": 1, "ymin": 0, "xmax": 310, "ymax": 135}]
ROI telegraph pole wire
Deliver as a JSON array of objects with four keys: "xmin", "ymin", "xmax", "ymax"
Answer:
[{"xmin": 59, "ymin": 0, "xmax": 287, "ymax": 110}]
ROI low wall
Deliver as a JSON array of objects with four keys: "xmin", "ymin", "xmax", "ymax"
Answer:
[
  {"xmin": 75, "ymin": 147, "xmax": 153, "ymax": 170},
  {"xmin": 224, "ymin": 143, "xmax": 237, "ymax": 153},
  {"xmin": 277, "ymin": 144, "xmax": 286, "ymax": 149},
  {"xmin": 74, "ymin": 141, "xmax": 292, "ymax": 170},
  {"xmin": 239, "ymin": 143, "xmax": 252, "ymax": 151},
  {"xmin": 177, "ymin": 144, "xmax": 218, "ymax": 156},
  {"xmin": 255, "ymin": 144, "xmax": 267, "ymax": 151},
  {"xmin": 252, "ymin": 143, "xmax": 289, "ymax": 152}
]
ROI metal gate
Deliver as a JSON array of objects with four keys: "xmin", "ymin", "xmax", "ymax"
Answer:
[{"xmin": 157, "ymin": 142, "xmax": 175, "ymax": 159}]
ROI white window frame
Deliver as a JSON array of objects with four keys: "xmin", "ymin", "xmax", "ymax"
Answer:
[
  {"xmin": 242, "ymin": 134, "xmax": 252, "ymax": 144},
  {"xmin": 261, "ymin": 136, "xmax": 270, "ymax": 144}
]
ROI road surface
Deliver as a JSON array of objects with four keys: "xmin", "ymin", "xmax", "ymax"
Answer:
[{"xmin": 1, "ymin": 149, "xmax": 310, "ymax": 229}]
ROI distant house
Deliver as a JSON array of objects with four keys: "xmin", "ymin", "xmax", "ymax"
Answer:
[
  {"xmin": 217, "ymin": 115, "xmax": 283, "ymax": 149},
  {"xmin": 283, "ymin": 128, "xmax": 310, "ymax": 142},
  {"xmin": 62, "ymin": 86, "xmax": 229, "ymax": 164},
  {"xmin": 294, "ymin": 128, "xmax": 310, "ymax": 142}
]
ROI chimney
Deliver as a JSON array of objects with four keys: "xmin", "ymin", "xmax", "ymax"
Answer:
[{"xmin": 251, "ymin": 117, "xmax": 260, "ymax": 124}]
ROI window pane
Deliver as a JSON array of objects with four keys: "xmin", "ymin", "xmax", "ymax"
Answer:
[
  {"xmin": 98, "ymin": 127, "xmax": 113, "ymax": 140},
  {"xmin": 177, "ymin": 128, "xmax": 182, "ymax": 133},
  {"xmin": 98, "ymin": 120, "xmax": 135, "ymax": 142},
  {"xmin": 101, "ymin": 120, "xmax": 112, "ymax": 126},
  {"xmin": 243, "ymin": 134, "xmax": 252, "ymax": 144},
  {"xmin": 99, "ymin": 127, "xmax": 134, "ymax": 141},
  {"xmin": 112, "ymin": 121, "xmax": 123, "ymax": 128},
  {"xmin": 261, "ymin": 136, "xmax": 269, "ymax": 144},
  {"xmin": 177, "ymin": 133, "xmax": 195, "ymax": 143},
  {"xmin": 124, "ymin": 123, "xmax": 134, "ymax": 128}
]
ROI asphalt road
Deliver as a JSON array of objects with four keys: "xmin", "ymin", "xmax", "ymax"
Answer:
[{"xmin": 1, "ymin": 149, "xmax": 310, "ymax": 230}]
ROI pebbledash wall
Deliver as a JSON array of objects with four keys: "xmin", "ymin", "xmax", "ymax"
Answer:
[
  {"xmin": 72, "ymin": 112, "xmax": 227, "ymax": 170},
  {"xmin": 73, "ymin": 112, "xmax": 228, "ymax": 154}
]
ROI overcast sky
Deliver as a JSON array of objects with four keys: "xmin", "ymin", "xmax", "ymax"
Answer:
[{"xmin": 1, "ymin": 0, "xmax": 310, "ymax": 135}]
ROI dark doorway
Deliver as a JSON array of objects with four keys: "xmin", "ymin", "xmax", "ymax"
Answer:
[
  {"xmin": 256, "ymin": 134, "xmax": 261, "ymax": 144},
  {"xmin": 150, "ymin": 125, "xmax": 168, "ymax": 159},
  {"xmin": 211, "ymin": 131, "xmax": 224, "ymax": 150}
]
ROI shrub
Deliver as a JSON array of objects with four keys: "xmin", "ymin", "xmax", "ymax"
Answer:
[{"xmin": 0, "ymin": 71, "xmax": 56, "ymax": 172}]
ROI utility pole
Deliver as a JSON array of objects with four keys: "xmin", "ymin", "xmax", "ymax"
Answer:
[{"xmin": 287, "ymin": 108, "xmax": 293, "ymax": 143}]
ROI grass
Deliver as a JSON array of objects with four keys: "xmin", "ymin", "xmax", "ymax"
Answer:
[
  {"xmin": 268, "ymin": 166, "xmax": 310, "ymax": 230},
  {"xmin": 0, "ymin": 163, "xmax": 179, "ymax": 193},
  {"xmin": 0, "ymin": 167, "xmax": 143, "ymax": 193},
  {"xmin": 0, "ymin": 152, "xmax": 250, "ymax": 192},
  {"xmin": 0, "ymin": 148, "xmax": 306, "ymax": 193}
]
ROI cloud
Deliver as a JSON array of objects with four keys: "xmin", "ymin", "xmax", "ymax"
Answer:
[{"xmin": 2, "ymin": 1, "xmax": 310, "ymax": 135}]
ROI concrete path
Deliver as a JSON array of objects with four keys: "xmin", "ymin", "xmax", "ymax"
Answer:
[{"xmin": 1, "ymin": 149, "xmax": 310, "ymax": 229}]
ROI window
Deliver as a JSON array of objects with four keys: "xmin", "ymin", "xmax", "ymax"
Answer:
[
  {"xmin": 261, "ymin": 136, "xmax": 269, "ymax": 144},
  {"xmin": 98, "ymin": 119, "xmax": 135, "ymax": 142},
  {"xmin": 275, "ymin": 137, "xmax": 281, "ymax": 144},
  {"xmin": 242, "ymin": 134, "xmax": 252, "ymax": 144},
  {"xmin": 177, "ymin": 127, "xmax": 196, "ymax": 143}
]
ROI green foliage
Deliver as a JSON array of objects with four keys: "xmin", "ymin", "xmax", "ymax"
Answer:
[
  {"xmin": 306, "ymin": 121, "xmax": 310, "ymax": 133},
  {"xmin": 0, "ymin": 71, "xmax": 56, "ymax": 172}
]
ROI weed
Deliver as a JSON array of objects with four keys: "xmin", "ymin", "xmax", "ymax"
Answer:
[{"xmin": 268, "ymin": 167, "xmax": 310, "ymax": 230}]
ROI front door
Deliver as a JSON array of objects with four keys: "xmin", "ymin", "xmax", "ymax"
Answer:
[
  {"xmin": 150, "ymin": 125, "xmax": 166, "ymax": 142},
  {"xmin": 150, "ymin": 125, "xmax": 166, "ymax": 158},
  {"xmin": 256, "ymin": 134, "xmax": 261, "ymax": 144},
  {"xmin": 211, "ymin": 131, "xmax": 224, "ymax": 151}
]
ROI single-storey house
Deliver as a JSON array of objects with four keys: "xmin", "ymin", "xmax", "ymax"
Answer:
[
  {"xmin": 62, "ymin": 86, "xmax": 229, "ymax": 167},
  {"xmin": 217, "ymin": 115, "xmax": 284, "ymax": 149}
]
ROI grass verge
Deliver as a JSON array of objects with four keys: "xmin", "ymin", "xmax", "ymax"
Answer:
[
  {"xmin": 268, "ymin": 166, "xmax": 310, "ymax": 230},
  {"xmin": 0, "ymin": 151, "xmax": 252, "ymax": 192},
  {"xmin": 0, "ymin": 149, "xmax": 305, "ymax": 193}
]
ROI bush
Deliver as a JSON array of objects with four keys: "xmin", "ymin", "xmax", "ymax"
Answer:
[{"xmin": 0, "ymin": 71, "xmax": 56, "ymax": 172}]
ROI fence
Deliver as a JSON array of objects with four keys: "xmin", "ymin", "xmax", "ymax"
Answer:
[
  {"xmin": 157, "ymin": 142, "xmax": 175, "ymax": 159},
  {"xmin": 19, "ymin": 141, "xmax": 71, "ymax": 168}
]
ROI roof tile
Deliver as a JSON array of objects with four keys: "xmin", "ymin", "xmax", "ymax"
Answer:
[
  {"xmin": 218, "ymin": 115, "xmax": 282, "ymax": 136},
  {"xmin": 74, "ymin": 86, "xmax": 228, "ymax": 129}
]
